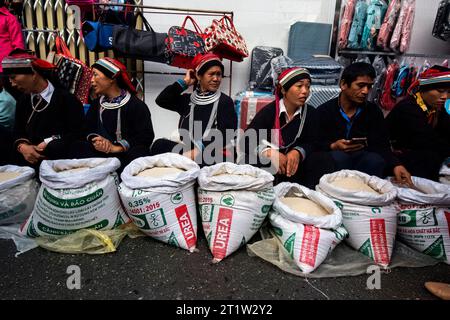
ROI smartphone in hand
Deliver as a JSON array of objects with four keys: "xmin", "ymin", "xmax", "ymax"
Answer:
[{"xmin": 350, "ymin": 137, "xmax": 368, "ymax": 147}]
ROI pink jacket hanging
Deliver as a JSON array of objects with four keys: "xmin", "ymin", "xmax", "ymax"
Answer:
[
  {"xmin": 390, "ymin": 0, "xmax": 416, "ymax": 52},
  {"xmin": 400, "ymin": 0, "xmax": 416, "ymax": 53},
  {"xmin": 0, "ymin": 6, "xmax": 25, "ymax": 73},
  {"xmin": 338, "ymin": 0, "xmax": 357, "ymax": 49},
  {"xmin": 377, "ymin": 0, "xmax": 401, "ymax": 50}
]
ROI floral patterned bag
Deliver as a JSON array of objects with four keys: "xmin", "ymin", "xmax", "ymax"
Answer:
[{"xmin": 204, "ymin": 15, "xmax": 249, "ymax": 62}]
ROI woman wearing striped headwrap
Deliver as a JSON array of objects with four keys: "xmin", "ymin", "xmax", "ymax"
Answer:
[
  {"xmin": 386, "ymin": 65, "xmax": 450, "ymax": 181},
  {"xmin": 150, "ymin": 53, "xmax": 237, "ymax": 166},
  {"xmin": 241, "ymin": 67, "xmax": 334, "ymax": 188},
  {"xmin": 71, "ymin": 57, "xmax": 154, "ymax": 170},
  {"xmin": 2, "ymin": 49, "xmax": 85, "ymax": 167}
]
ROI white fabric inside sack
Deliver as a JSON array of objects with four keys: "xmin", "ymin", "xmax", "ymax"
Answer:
[
  {"xmin": 137, "ymin": 167, "xmax": 186, "ymax": 178},
  {"xmin": 331, "ymin": 177, "xmax": 380, "ymax": 194},
  {"xmin": 0, "ymin": 172, "xmax": 21, "ymax": 182}
]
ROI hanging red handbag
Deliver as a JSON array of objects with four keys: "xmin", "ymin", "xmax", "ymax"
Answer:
[
  {"xmin": 166, "ymin": 16, "xmax": 207, "ymax": 69},
  {"xmin": 204, "ymin": 15, "xmax": 249, "ymax": 62},
  {"xmin": 54, "ymin": 36, "xmax": 93, "ymax": 104}
]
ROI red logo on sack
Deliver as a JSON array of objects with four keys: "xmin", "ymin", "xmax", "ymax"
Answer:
[
  {"xmin": 370, "ymin": 219, "xmax": 390, "ymax": 266},
  {"xmin": 175, "ymin": 205, "xmax": 197, "ymax": 250},
  {"xmin": 444, "ymin": 211, "xmax": 450, "ymax": 235},
  {"xmin": 212, "ymin": 207, "xmax": 233, "ymax": 260},
  {"xmin": 300, "ymin": 225, "xmax": 320, "ymax": 267}
]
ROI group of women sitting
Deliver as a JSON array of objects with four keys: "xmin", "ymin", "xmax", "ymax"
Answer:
[{"xmin": 1, "ymin": 49, "xmax": 449, "ymax": 188}]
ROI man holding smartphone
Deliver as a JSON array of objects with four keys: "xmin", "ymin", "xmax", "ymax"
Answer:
[{"xmin": 317, "ymin": 62, "xmax": 412, "ymax": 185}]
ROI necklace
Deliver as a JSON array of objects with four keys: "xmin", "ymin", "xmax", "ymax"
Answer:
[
  {"xmin": 31, "ymin": 95, "xmax": 50, "ymax": 113},
  {"xmin": 27, "ymin": 95, "xmax": 50, "ymax": 124},
  {"xmin": 100, "ymin": 91, "xmax": 131, "ymax": 110}
]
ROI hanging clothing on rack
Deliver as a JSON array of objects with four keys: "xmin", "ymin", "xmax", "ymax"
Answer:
[
  {"xmin": 338, "ymin": 0, "xmax": 357, "ymax": 49},
  {"xmin": 347, "ymin": 0, "xmax": 368, "ymax": 49},
  {"xmin": 380, "ymin": 61, "xmax": 399, "ymax": 111},
  {"xmin": 390, "ymin": 0, "xmax": 416, "ymax": 53},
  {"xmin": 360, "ymin": 0, "xmax": 388, "ymax": 50},
  {"xmin": 377, "ymin": 0, "xmax": 401, "ymax": 50}
]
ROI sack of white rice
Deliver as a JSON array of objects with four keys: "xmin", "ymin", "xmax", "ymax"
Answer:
[
  {"xmin": 395, "ymin": 176, "xmax": 450, "ymax": 264},
  {"xmin": 317, "ymin": 170, "xmax": 397, "ymax": 267},
  {"xmin": 0, "ymin": 165, "xmax": 39, "ymax": 225},
  {"xmin": 439, "ymin": 162, "xmax": 450, "ymax": 185},
  {"xmin": 269, "ymin": 182, "xmax": 347, "ymax": 273},
  {"xmin": 119, "ymin": 153, "xmax": 200, "ymax": 252},
  {"xmin": 197, "ymin": 162, "xmax": 275, "ymax": 263},
  {"xmin": 20, "ymin": 158, "xmax": 129, "ymax": 237}
]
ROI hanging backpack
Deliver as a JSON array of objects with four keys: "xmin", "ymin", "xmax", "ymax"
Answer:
[
  {"xmin": 433, "ymin": 0, "xmax": 450, "ymax": 41},
  {"xmin": 391, "ymin": 64, "xmax": 410, "ymax": 97}
]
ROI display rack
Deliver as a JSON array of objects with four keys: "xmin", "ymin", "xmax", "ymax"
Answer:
[
  {"xmin": 21, "ymin": 1, "xmax": 237, "ymax": 98},
  {"xmin": 91, "ymin": 2, "xmax": 235, "ymax": 96},
  {"xmin": 329, "ymin": 0, "xmax": 450, "ymax": 61}
]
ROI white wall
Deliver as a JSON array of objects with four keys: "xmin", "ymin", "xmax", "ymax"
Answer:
[
  {"xmin": 407, "ymin": 0, "xmax": 450, "ymax": 55},
  {"xmin": 142, "ymin": 0, "xmax": 449, "ymax": 139}
]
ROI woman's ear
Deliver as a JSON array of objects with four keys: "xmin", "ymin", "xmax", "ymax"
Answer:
[{"xmin": 281, "ymin": 88, "xmax": 286, "ymax": 96}]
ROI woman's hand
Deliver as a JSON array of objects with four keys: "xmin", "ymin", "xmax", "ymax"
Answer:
[
  {"xmin": 91, "ymin": 136, "xmax": 113, "ymax": 154},
  {"xmin": 18, "ymin": 144, "xmax": 45, "ymax": 164},
  {"xmin": 36, "ymin": 141, "xmax": 48, "ymax": 151},
  {"xmin": 183, "ymin": 69, "xmax": 196, "ymax": 87},
  {"xmin": 262, "ymin": 149, "xmax": 288, "ymax": 175},
  {"xmin": 182, "ymin": 147, "xmax": 200, "ymax": 161},
  {"xmin": 393, "ymin": 165, "xmax": 413, "ymax": 187},
  {"xmin": 286, "ymin": 149, "xmax": 301, "ymax": 177}
]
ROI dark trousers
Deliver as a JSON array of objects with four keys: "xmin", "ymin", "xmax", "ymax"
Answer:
[
  {"xmin": 397, "ymin": 150, "xmax": 445, "ymax": 182},
  {"xmin": 149, "ymin": 138, "xmax": 181, "ymax": 156},
  {"xmin": 0, "ymin": 128, "xmax": 13, "ymax": 165},
  {"xmin": 276, "ymin": 151, "xmax": 335, "ymax": 189},
  {"xmin": 70, "ymin": 141, "xmax": 150, "ymax": 173},
  {"xmin": 330, "ymin": 150, "xmax": 386, "ymax": 178}
]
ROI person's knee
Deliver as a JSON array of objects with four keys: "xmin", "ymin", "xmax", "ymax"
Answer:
[
  {"xmin": 357, "ymin": 152, "xmax": 386, "ymax": 176},
  {"xmin": 330, "ymin": 150, "xmax": 352, "ymax": 169}
]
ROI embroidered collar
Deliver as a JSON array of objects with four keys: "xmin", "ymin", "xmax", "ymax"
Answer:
[
  {"xmin": 190, "ymin": 88, "xmax": 221, "ymax": 106},
  {"xmin": 100, "ymin": 90, "xmax": 131, "ymax": 110}
]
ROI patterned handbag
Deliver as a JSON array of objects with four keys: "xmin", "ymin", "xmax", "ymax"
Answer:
[
  {"xmin": 204, "ymin": 15, "xmax": 249, "ymax": 62},
  {"xmin": 56, "ymin": 58, "xmax": 83, "ymax": 94},
  {"xmin": 54, "ymin": 36, "xmax": 93, "ymax": 104},
  {"xmin": 166, "ymin": 16, "xmax": 206, "ymax": 69}
]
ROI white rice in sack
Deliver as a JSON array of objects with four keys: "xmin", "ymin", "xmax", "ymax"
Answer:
[
  {"xmin": 119, "ymin": 153, "xmax": 200, "ymax": 252},
  {"xmin": 269, "ymin": 182, "xmax": 347, "ymax": 273},
  {"xmin": 439, "ymin": 162, "xmax": 450, "ymax": 185},
  {"xmin": 197, "ymin": 162, "xmax": 275, "ymax": 263},
  {"xmin": 0, "ymin": 165, "xmax": 38, "ymax": 225},
  {"xmin": 20, "ymin": 158, "xmax": 128, "ymax": 237},
  {"xmin": 317, "ymin": 170, "xmax": 397, "ymax": 267},
  {"xmin": 395, "ymin": 176, "xmax": 450, "ymax": 264}
]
